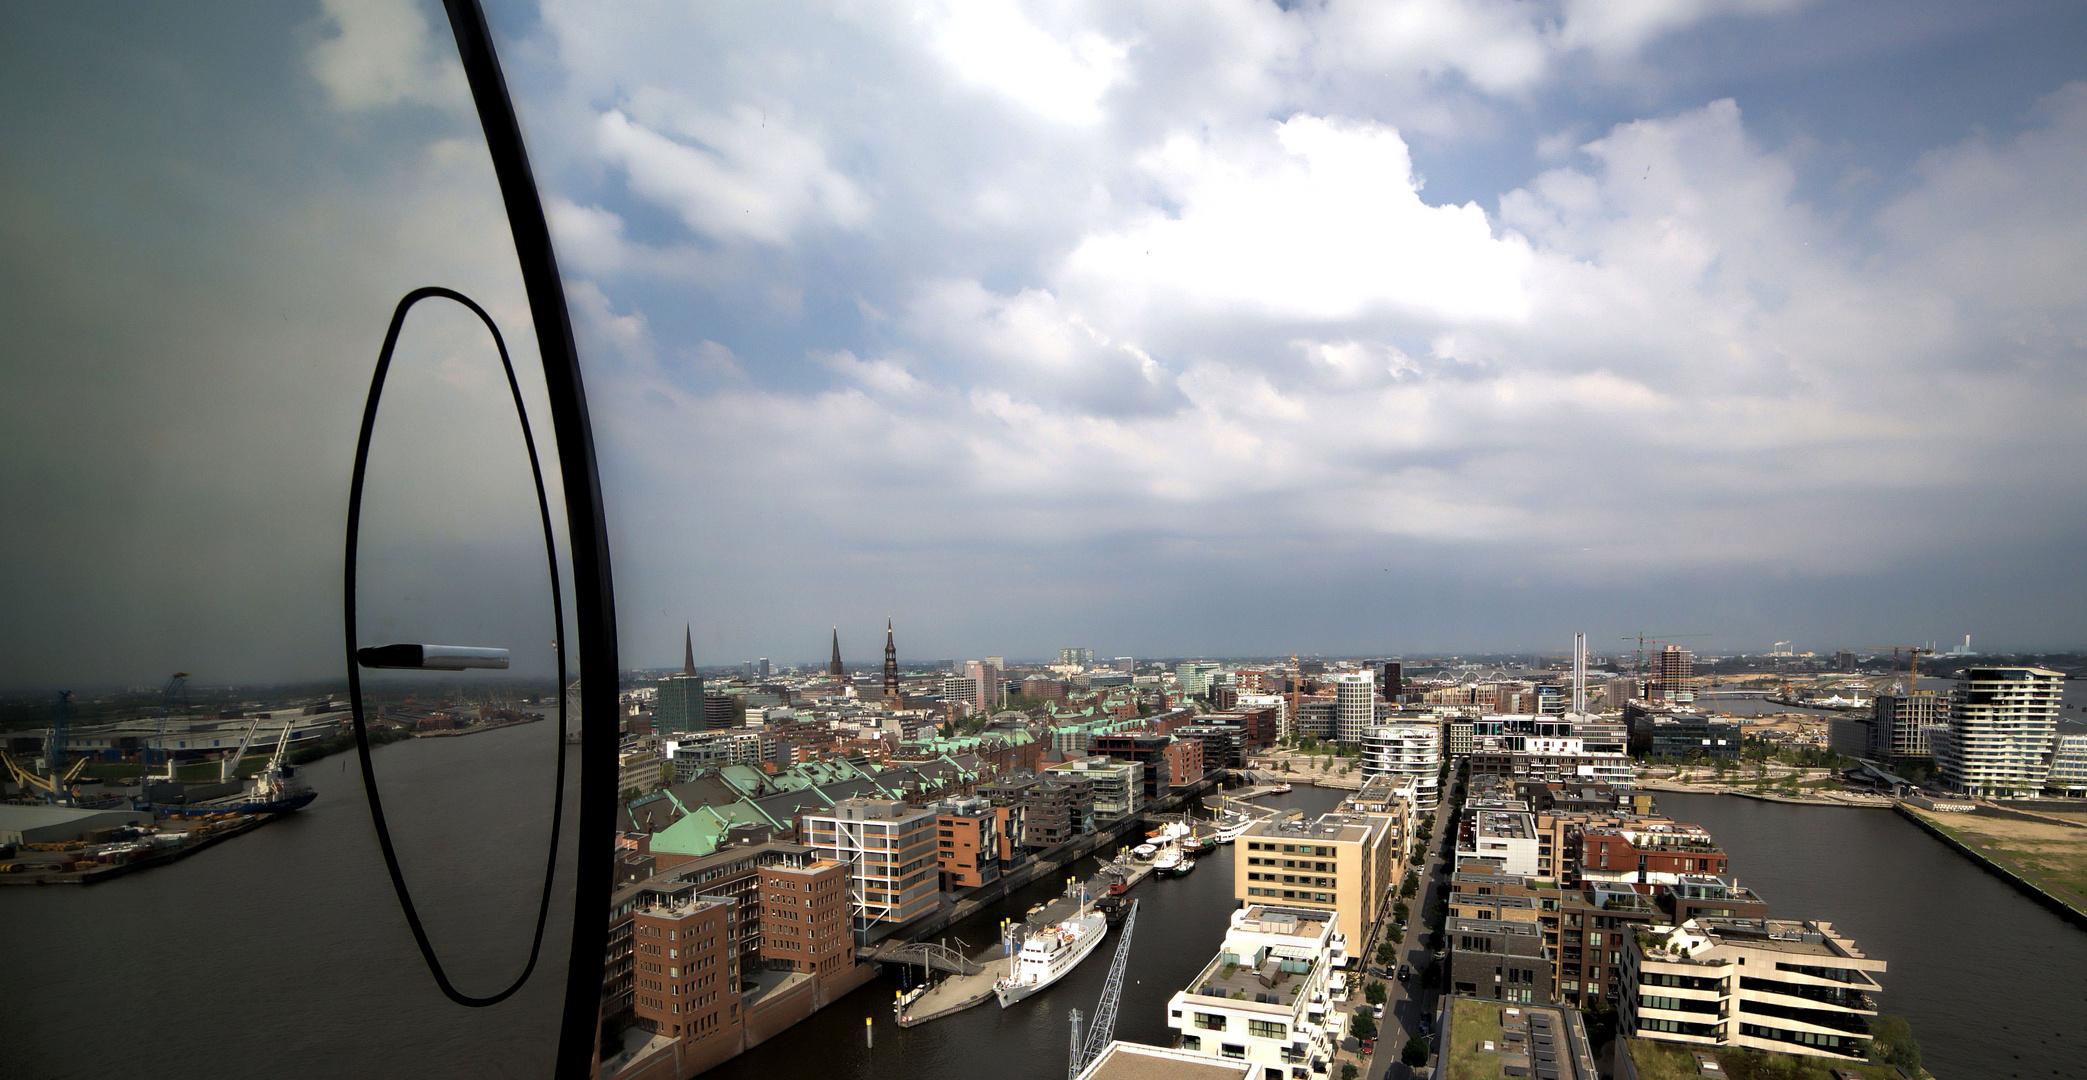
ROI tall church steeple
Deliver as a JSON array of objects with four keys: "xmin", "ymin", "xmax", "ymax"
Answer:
[
  {"xmin": 829, "ymin": 628, "xmax": 844, "ymax": 683},
  {"xmin": 883, "ymin": 617, "xmax": 900, "ymax": 699},
  {"xmin": 683, "ymin": 625, "xmax": 696, "ymax": 675}
]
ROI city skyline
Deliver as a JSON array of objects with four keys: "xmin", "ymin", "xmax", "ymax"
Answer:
[{"xmin": 5, "ymin": 1, "xmax": 2086, "ymax": 688}]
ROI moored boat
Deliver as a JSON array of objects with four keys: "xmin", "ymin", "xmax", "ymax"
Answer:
[{"xmin": 994, "ymin": 906, "xmax": 1108, "ymax": 1007}]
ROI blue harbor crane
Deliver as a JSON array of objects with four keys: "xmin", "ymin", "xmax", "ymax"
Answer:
[{"xmin": 1067, "ymin": 898, "xmax": 1139, "ymax": 1080}]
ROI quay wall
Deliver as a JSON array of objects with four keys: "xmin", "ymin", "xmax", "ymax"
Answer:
[{"xmin": 1894, "ymin": 803, "xmax": 2087, "ymax": 931}]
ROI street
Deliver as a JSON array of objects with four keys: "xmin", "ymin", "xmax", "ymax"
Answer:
[{"xmin": 1365, "ymin": 775, "xmax": 1457, "ymax": 1080}]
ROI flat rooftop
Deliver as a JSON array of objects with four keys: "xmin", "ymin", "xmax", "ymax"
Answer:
[
  {"xmin": 1076, "ymin": 1042, "xmax": 1252, "ymax": 1080},
  {"xmin": 1444, "ymin": 997, "xmax": 1600, "ymax": 1080},
  {"xmin": 1476, "ymin": 811, "xmax": 1534, "ymax": 839}
]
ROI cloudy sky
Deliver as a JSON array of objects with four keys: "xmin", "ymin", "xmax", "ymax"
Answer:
[{"xmin": 5, "ymin": 1, "xmax": 2087, "ymax": 686}]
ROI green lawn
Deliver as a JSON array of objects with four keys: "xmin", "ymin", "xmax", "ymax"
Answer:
[
  {"xmin": 81, "ymin": 754, "xmax": 272, "ymax": 781},
  {"xmin": 1445, "ymin": 999, "xmax": 1507, "ymax": 1080},
  {"xmin": 1622, "ymin": 1039, "xmax": 1903, "ymax": 1080}
]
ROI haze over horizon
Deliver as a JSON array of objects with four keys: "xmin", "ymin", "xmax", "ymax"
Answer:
[{"xmin": 5, "ymin": 0, "xmax": 2087, "ymax": 686}]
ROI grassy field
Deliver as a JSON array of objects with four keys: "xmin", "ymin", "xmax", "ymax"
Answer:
[
  {"xmin": 1622, "ymin": 1039, "xmax": 1905, "ymax": 1080},
  {"xmin": 1910, "ymin": 808, "xmax": 2087, "ymax": 915},
  {"xmin": 1445, "ymin": 998, "xmax": 1508, "ymax": 1080},
  {"xmin": 80, "ymin": 754, "xmax": 271, "ymax": 781}
]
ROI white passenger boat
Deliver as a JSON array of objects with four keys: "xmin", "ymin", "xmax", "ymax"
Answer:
[
  {"xmin": 1132, "ymin": 843, "xmax": 1158, "ymax": 860},
  {"xmin": 995, "ymin": 904, "xmax": 1108, "ymax": 1007},
  {"xmin": 1212, "ymin": 810, "xmax": 1256, "ymax": 843},
  {"xmin": 1152, "ymin": 846, "xmax": 1186, "ymax": 875}
]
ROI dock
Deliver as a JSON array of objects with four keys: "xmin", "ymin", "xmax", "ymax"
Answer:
[{"xmin": 894, "ymin": 850, "xmax": 1162, "ymax": 1027}]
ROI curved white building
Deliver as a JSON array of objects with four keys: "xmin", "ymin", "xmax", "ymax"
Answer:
[{"xmin": 1361, "ymin": 722, "xmax": 1440, "ymax": 811}]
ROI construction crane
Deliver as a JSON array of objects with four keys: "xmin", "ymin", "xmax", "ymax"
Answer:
[
  {"xmin": 136, "ymin": 673, "xmax": 190, "ymax": 810},
  {"xmin": 2, "ymin": 691, "xmax": 89, "ymax": 804},
  {"xmin": 1863, "ymin": 646, "xmax": 1933, "ymax": 694},
  {"xmin": 1068, "ymin": 899, "xmax": 1140, "ymax": 1080},
  {"xmin": 1620, "ymin": 633, "xmax": 1711, "ymax": 680},
  {"xmin": 217, "ymin": 716, "xmax": 264, "ymax": 784}
]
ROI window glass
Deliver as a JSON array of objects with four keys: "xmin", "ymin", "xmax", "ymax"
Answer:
[{"xmin": 3, "ymin": 4, "xmax": 580, "ymax": 1076}]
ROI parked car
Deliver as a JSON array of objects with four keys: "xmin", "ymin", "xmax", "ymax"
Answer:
[
  {"xmin": 1371, "ymin": 1003, "xmax": 1385, "ymax": 1020},
  {"xmin": 1397, "ymin": 964, "xmax": 1412, "ymax": 982}
]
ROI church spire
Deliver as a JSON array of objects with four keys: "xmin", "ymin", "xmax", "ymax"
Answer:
[
  {"xmin": 683, "ymin": 625, "xmax": 695, "ymax": 675},
  {"xmin": 830, "ymin": 627, "xmax": 844, "ymax": 682},
  {"xmin": 882, "ymin": 616, "xmax": 900, "ymax": 699}
]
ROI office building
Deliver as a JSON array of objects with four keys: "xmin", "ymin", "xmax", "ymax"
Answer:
[
  {"xmin": 1045, "ymin": 755, "xmax": 1143, "ymax": 818},
  {"xmin": 1624, "ymin": 918, "xmax": 1886, "ymax": 1061},
  {"xmin": 1644, "ymin": 713, "xmax": 1743, "ymax": 760},
  {"xmin": 1334, "ymin": 672, "xmax": 1375, "ymax": 744},
  {"xmin": 1237, "ymin": 812, "xmax": 1395, "ymax": 941},
  {"xmin": 1060, "ymin": 647, "xmax": 1093, "ymax": 666},
  {"xmin": 929, "ymin": 794, "xmax": 1001, "ymax": 891},
  {"xmin": 630, "ymin": 893, "xmax": 738, "ymax": 1045},
  {"xmin": 1935, "ymin": 666, "xmax": 2064, "ymax": 797},
  {"xmin": 1165, "ymin": 906, "xmax": 1349, "ymax": 1078},
  {"xmin": 941, "ymin": 673, "xmax": 976, "ymax": 712},
  {"xmin": 800, "ymin": 798, "xmax": 940, "ymax": 931},
  {"xmin": 656, "ymin": 627, "xmax": 706, "ymax": 736},
  {"xmin": 1382, "ymin": 662, "xmax": 1403, "ymax": 702},
  {"xmin": 1021, "ymin": 774, "xmax": 1094, "ymax": 848},
  {"xmin": 1361, "ymin": 722, "xmax": 1441, "ymax": 811},
  {"xmin": 758, "ymin": 858, "xmax": 853, "ymax": 978},
  {"xmin": 1176, "ymin": 661, "xmax": 1222, "ymax": 696}
]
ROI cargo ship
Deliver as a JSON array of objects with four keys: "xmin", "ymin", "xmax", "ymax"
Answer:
[{"xmin": 144, "ymin": 723, "xmax": 315, "ymax": 818}]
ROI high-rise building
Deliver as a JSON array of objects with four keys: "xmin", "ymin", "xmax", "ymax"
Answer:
[
  {"xmin": 1361, "ymin": 722, "xmax": 1442, "ymax": 810},
  {"xmin": 1872, "ymin": 690, "xmax": 1947, "ymax": 762},
  {"xmin": 1059, "ymin": 647, "xmax": 1093, "ymax": 666},
  {"xmin": 758, "ymin": 657, "xmax": 770, "ymax": 679},
  {"xmin": 1114, "ymin": 656, "xmax": 1135, "ymax": 673},
  {"xmin": 656, "ymin": 626, "xmax": 706, "ymax": 735},
  {"xmin": 1935, "ymin": 666, "xmax": 2063, "ymax": 797},
  {"xmin": 1334, "ymin": 671, "xmax": 1375, "ymax": 743},
  {"xmin": 1382, "ymin": 662, "xmax": 1403, "ymax": 701},
  {"xmin": 1653, "ymin": 646, "xmax": 1693, "ymax": 702},
  {"xmin": 941, "ymin": 673, "xmax": 976, "ymax": 712},
  {"xmin": 828, "ymin": 628, "xmax": 844, "ymax": 683},
  {"xmin": 882, "ymin": 618, "xmax": 899, "ymax": 700}
]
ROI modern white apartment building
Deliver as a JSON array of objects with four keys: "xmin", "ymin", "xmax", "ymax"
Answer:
[
  {"xmin": 800, "ymin": 798, "xmax": 940, "ymax": 934},
  {"xmin": 1333, "ymin": 672, "xmax": 1376, "ymax": 744},
  {"xmin": 1934, "ymin": 666, "xmax": 2063, "ymax": 797},
  {"xmin": 1045, "ymin": 755, "xmax": 1144, "ymax": 817},
  {"xmin": 2047, "ymin": 733, "xmax": 2087, "ymax": 798},
  {"xmin": 1624, "ymin": 918, "xmax": 1886, "ymax": 1062},
  {"xmin": 1455, "ymin": 809, "xmax": 1542, "ymax": 876},
  {"xmin": 1166, "ymin": 905, "xmax": 1350, "ymax": 1079},
  {"xmin": 1361, "ymin": 721, "xmax": 1441, "ymax": 811}
]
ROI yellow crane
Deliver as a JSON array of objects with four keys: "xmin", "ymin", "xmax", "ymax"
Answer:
[{"xmin": 1864, "ymin": 646, "xmax": 1933, "ymax": 694}]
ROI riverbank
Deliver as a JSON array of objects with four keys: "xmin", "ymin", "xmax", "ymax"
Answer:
[
  {"xmin": 1895, "ymin": 803, "xmax": 2087, "ymax": 929},
  {"xmin": 1635, "ymin": 777, "xmax": 1893, "ymax": 807}
]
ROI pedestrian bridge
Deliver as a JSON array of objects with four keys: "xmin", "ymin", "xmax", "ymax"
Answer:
[{"xmin": 860, "ymin": 939, "xmax": 985, "ymax": 976}]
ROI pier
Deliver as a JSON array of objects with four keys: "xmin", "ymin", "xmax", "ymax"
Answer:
[{"xmin": 893, "ymin": 849, "xmax": 1160, "ymax": 1027}]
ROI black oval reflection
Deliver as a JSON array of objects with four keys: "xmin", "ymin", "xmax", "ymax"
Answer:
[{"xmin": 344, "ymin": 286, "xmax": 568, "ymax": 1007}]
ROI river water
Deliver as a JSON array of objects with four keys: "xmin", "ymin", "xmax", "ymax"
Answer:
[
  {"xmin": 8, "ymin": 734, "xmax": 2082, "ymax": 1080},
  {"xmin": 1657, "ymin": 793, "xmax": 2087, "ymax": 1080},
  {"xmin": 0, "ymin": 722, "xmax": 578, "ymax": 1079}
]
